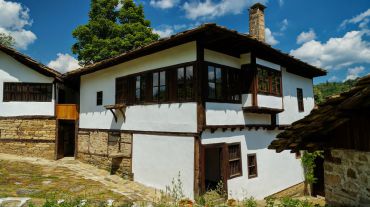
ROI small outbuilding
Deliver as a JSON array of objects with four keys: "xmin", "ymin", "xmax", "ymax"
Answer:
[{"xmin": 269, "ymin": 74, "xmax": 370, "ymax": 207}]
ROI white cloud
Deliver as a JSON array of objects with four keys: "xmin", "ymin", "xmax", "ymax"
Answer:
[
  {"xmin": 328, "ymin": 76, "xmax": 338, "ymax": 82},
  {"xmin": 344, "ymin": 66, "xmax": 364, "ymax": 81},
  {"xmin": 265, "ymin": 28, "xmax": 279, "ymax": 45},
  {"xmin": 290, "ymin": 30, "xmax": 370, "ymax": 70},
  {"xmin": 0, "ymin": 0, "xmax": 36, "ymax": 50},
  {"xmin": 153, "ymin": 23, "xmax": 201, "ymax": 38},
  {"xmin": 280, "ymin": 19, "xmax": 288, "ymax": 31},
  {"xmin": 150, "ymin": 0, "xmax": 179, "ymax": 9},
  {"xmin": 47, "ymin": 53, "xmax": 80, "ymax": 73},
  {"xmin": 182, "ymin": 0, "xmax": 268, "ymax": 20},
  {"xmin": 296, "ymin": 28, "xmax": 316, "ymax": 44},
  {"xmin": 278, "ymin": 0, "xmax": 284, "ymax": 7},
  {"xmin": 153, "ymin": 27, "xmax": 174, "ymax": 38},
  {"xmin": 340, "ymin": 8, "xmax": 370, "ymax": 28}
]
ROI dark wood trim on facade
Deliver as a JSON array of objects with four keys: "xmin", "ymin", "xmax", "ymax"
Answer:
[
  {"xmin": 193, "ymin": 136, "xmax": 202, "ymax": 196},
  {"xmin": 0, "ymin": 139, "xmax": 55, "ymax": 143},
  {"xmin": 0, "ymin": 116, "xmax": 56, "ymax": 120},
  {"xmin": 78, "ymin": 128, "xmax": 199, "ymax": 137},
  {"xmin": 196, "ymin": 38, "xmax": 206, "ymax": 133},
  {"xmin": 204, "ymin": 124, "xmax": 290, "ymax": 132},
  {"xmin": 242, "ymin": 106, "xmax": 284, "ymax": 114}
]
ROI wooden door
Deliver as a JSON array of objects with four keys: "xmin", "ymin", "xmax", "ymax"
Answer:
[{"xmin": 56, "ymin": 122, "xmax": 64, "ymax": 159}]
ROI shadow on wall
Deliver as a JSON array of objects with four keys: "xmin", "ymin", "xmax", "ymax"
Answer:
[{"xmin": 202, "ymin": 130, "xmax": 278, "ymax": 150}]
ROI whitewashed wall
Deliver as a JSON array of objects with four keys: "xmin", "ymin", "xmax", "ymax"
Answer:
[
  {"xmin": 202, "ymin": 130, "xmax": 304, "ymax": 200},
  {"xmin": 132, "ymin": 134, "xmax": 195, "ymax": 198},
  {"xmin": 79, "ymin": 42, "xmax": 198, "ymax": 132},
  {"xmin": 277, "ymin": 68, "xmax": 314, "ymax": 125},
  {"xmin": 0, "ymin": 51, "xmax": 55, "ymax": 116},
  {"xmin": 204, "ymin": 49, "xmax": 241, "ymax": 69}
]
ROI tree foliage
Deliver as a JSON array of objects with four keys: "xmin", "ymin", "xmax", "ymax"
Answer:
[
  {"xmin": 314, "ymin": 79, "xmax": 357, "ymax": 105},
  {"xmin": 0, "ymin": 33, "xmax": 15, "ymax": 47},
  {"xmin": 301, "ymin": 151, "xmax": 323, "ymax": 196},
  {"xmin": 72, "ymin": 0, "xmax": 159, "ymax": 65}
]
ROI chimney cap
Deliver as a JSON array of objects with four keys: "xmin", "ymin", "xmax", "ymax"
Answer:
[{"xmin": 250, "ymin": 3, "xmax": 266, "ymax": 11}]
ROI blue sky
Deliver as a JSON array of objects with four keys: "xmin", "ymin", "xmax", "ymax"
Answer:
[{"xmin": 1, "ymin": 0, "xmax": 370, "ymax": 84}]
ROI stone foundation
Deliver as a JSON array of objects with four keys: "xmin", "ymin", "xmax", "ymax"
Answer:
[
  {"xmin": 0, "ymin": 117, "xmax": 56, "ymax": 159},
  {"xmin": 77, "ymin": 129, "xmax": 133, "ymax": 179},
  {"xmin": 324, "ymin": 149, "xmax": 370, "ymax": 207}
]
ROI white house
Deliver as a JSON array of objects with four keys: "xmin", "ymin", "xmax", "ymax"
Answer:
[
  {"xmin": 64, "ymin": 4, "xmax": 326, "ymax": 199},
  {"xmin": 0, "ymin": 44, "xmax": 79, "ymax": 160}
]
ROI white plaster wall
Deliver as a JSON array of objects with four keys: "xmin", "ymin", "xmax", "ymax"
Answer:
[
  {"xmin": 133, "ymin": 134, "xmax": 195, "ymax": 198},
  {"xmin": 256, "ymin": 58, "xmax": 281, "ymax": 71},
  {"xmin": 202, "ymin": 130, "xmax": 304, "ymax": 200},
  {"xmin": 204, "ymin": 49, "xmax": 241, "ymax": 69},
  {"xmin": 0, "ymin": 51, "xmax": 55, "ymax": 116},
  {"xmin": 257, "ymin": 95, "xmax": 283, "ymax": 109},
  {"xmin": 205, "ymin": 103, "xmax": 270, "ymax": 125},
  {"xmin": 278, "ymin": 68, "xmax": 315, "ymax": 125},
  {"xmin": 79, "ymin": 42, "xmax": 198, "ymax": 132},
  {"xmin": 242, "ymin": 94, "xmax": 253, "ymax": 107}
]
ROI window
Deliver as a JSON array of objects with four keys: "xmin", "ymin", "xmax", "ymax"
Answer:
[
  {"xmin": 207, "ymin": 64, "xmax": 240, "ymax": 102},
  {"xmin": 116, "ymin": 77, "xmax": 130, "ymax": 104},
  {"xmin": 115, "ymin": 64, "xmax": 194, "ymax": 105},
  {"xmin": 257, "ymin": 66, "xmax": 282, "ymax": 96},
  {"xmin": 226, "ymin": 70, "xmax": 240, "ymax": 101},
  {"xmin": 177, "ymin": 66, "xmax": 194, "ymax": 100},
  {"xmin": 96, "ymin": 91, "xmax": 103, "ymax": 106},
  {"xmin": 228, "ymin": 144, "xmax": 242, "ymax": 178},
  {"xmin": 247, "ymin": 154, "xmax": 258, "ymax": 178},
  {"xmin": 297, "ymin": 88, "xmax": 304, "ymax": 112},
  {"xmin": 208, "ymin": 66, "xmax": 222, "ymax": 99},
  {"xmin": 135, "ymin": 75, "xmax": 146, "ymax": 102},
  {"xmin": 153, "ymin": 71, "xmax": 166, "ymax": 102},
  {"xmin": 3, "ymin": 82, "xmax": 52, "ymax": 102}
]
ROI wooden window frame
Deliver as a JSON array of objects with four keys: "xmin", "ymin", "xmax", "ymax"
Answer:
[
  {"xmin": 247, "ymin": 153, "xmax": 258, "ymax": 179},
  {"xmin": 297, "ymin": 88, "xmax": 304, "ymax": 112},
  {"xmin": 228, "ymin": 143, "xmax": 242, "ymax": 179},
  {"xmin": 115, "ymin": 62, "xmax": 196, "ymax": 106},
  {"xmin": 177, "ymin": 65, "xmax": 194, "ymax": 101},
  {"xmin": 152, "ymin": 70, "xmax": 167, "ymax": 102},
  {"xmin": 206, "ymin": 62, "xmax": 241, "ymax": 103},
  {"xmin": 256, "ymin": 65, "xmax": 282, "ymax": 97},
  {"xmin": 3, "ymin": 82, "xmax": 52, "ymax": 102},
  {"xmin": 96, "ymin": 91, "xmax": 103, "ymax": 106}
]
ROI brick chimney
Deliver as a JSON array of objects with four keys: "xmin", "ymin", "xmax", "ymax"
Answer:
[{"xmin": 249, "ymin": 3, "xmax": 266, "ymax": 42}]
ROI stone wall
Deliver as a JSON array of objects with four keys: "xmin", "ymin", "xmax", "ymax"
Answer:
[
  {"xmin": 324, "ymin": 149, "xmax": 370, "ymax": 207},
  {"xmin": 0, "ymin": 117, "xmax": 56, "ymax": 159},
  {"xmin": 76, "ymin": 129, "xmax": 133, "ymax": 179}
]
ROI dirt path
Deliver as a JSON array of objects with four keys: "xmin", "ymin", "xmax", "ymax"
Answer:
[{"xmin": 0, "ymin": 153, "xmax": 158, "ymax": 203}]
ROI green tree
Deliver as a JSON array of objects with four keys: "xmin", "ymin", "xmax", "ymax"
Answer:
[
  {"xmin": 0, "ymin": 33, "xmax": 15, "ymax": 47},
  {"xmin": 72, "ymin": 0, "xmax": 159, "ymax": 65}
]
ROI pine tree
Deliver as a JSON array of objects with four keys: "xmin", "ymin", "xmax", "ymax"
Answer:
[
  {"xmin": 0, "ymin": 33, "xmax": 15, "ymax": 47},
  {"xmin": 72, "ymin": 0, "xmax": 159, "ymax": 65}
]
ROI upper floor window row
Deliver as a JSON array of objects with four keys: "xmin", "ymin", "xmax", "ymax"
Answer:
[
  {"xmin": 116, "ymin": 64, "xmax": 194, "ymax": 105},
  {"xmin": 207, "ymin": 65, "xmax": 240, "ymax": 102},
  {"xmin": 257, "ymin": 66, "xmax": 282, "ymax": 96},
  {"xmin": 3, "ymin": 82, "xmax": 52, "ymax": 102}
]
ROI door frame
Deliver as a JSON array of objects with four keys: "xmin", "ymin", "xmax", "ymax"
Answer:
[{"xmin": 201, "ymin": 143, "xmax": 229, "ymax": 194}]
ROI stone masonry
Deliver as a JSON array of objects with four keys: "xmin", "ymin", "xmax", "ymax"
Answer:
[
  {"xmin": 324, "ymin": 149, "xmax": 370, "ymax": 207},
  {"xmin": 77, "ymin": 129, "xmax": 133, "ymax": 179},
  {"xmin": 0, "ymin": 117, "xmax": 56, "ymax": 159}
]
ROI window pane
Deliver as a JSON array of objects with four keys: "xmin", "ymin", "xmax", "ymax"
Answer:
[
  {"xmin": 153, "ymin": 72, "xmax": 159, "ymax": 86},
  {"xmin": 160, "ymin": 71, "xmax": 166, "ymax": 86},
  {"xmin": 136, "ymin": 76, "xmax": 141, "ymax": 88},
  {"xmin": 153, "ymin": 87, "xmax": 159, "ymax": 100},
  {"xmin": 215, "ymin": 68, "xmax": 222, "ymax": 83},
  {"xmin": 216, "ymin": 83, "xmax": 222, "ymax": 99},
  {"xmin": 177, "ymin": 68, "xmax": 184, "ymax": 81},
  {"xmin": 186, "ymin": 66, "xmax": 193, "ymax": 80},
  {"xmin": 159, "ymin": 85, "xmax": 166, "ymax": 101},
  {"xmin": 208, "ymin": 83, "xmax": 215, "ymax": 99},
  {"xmin": 208, "ymin": 66, "xmax": 215, "ymax": 81}
]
